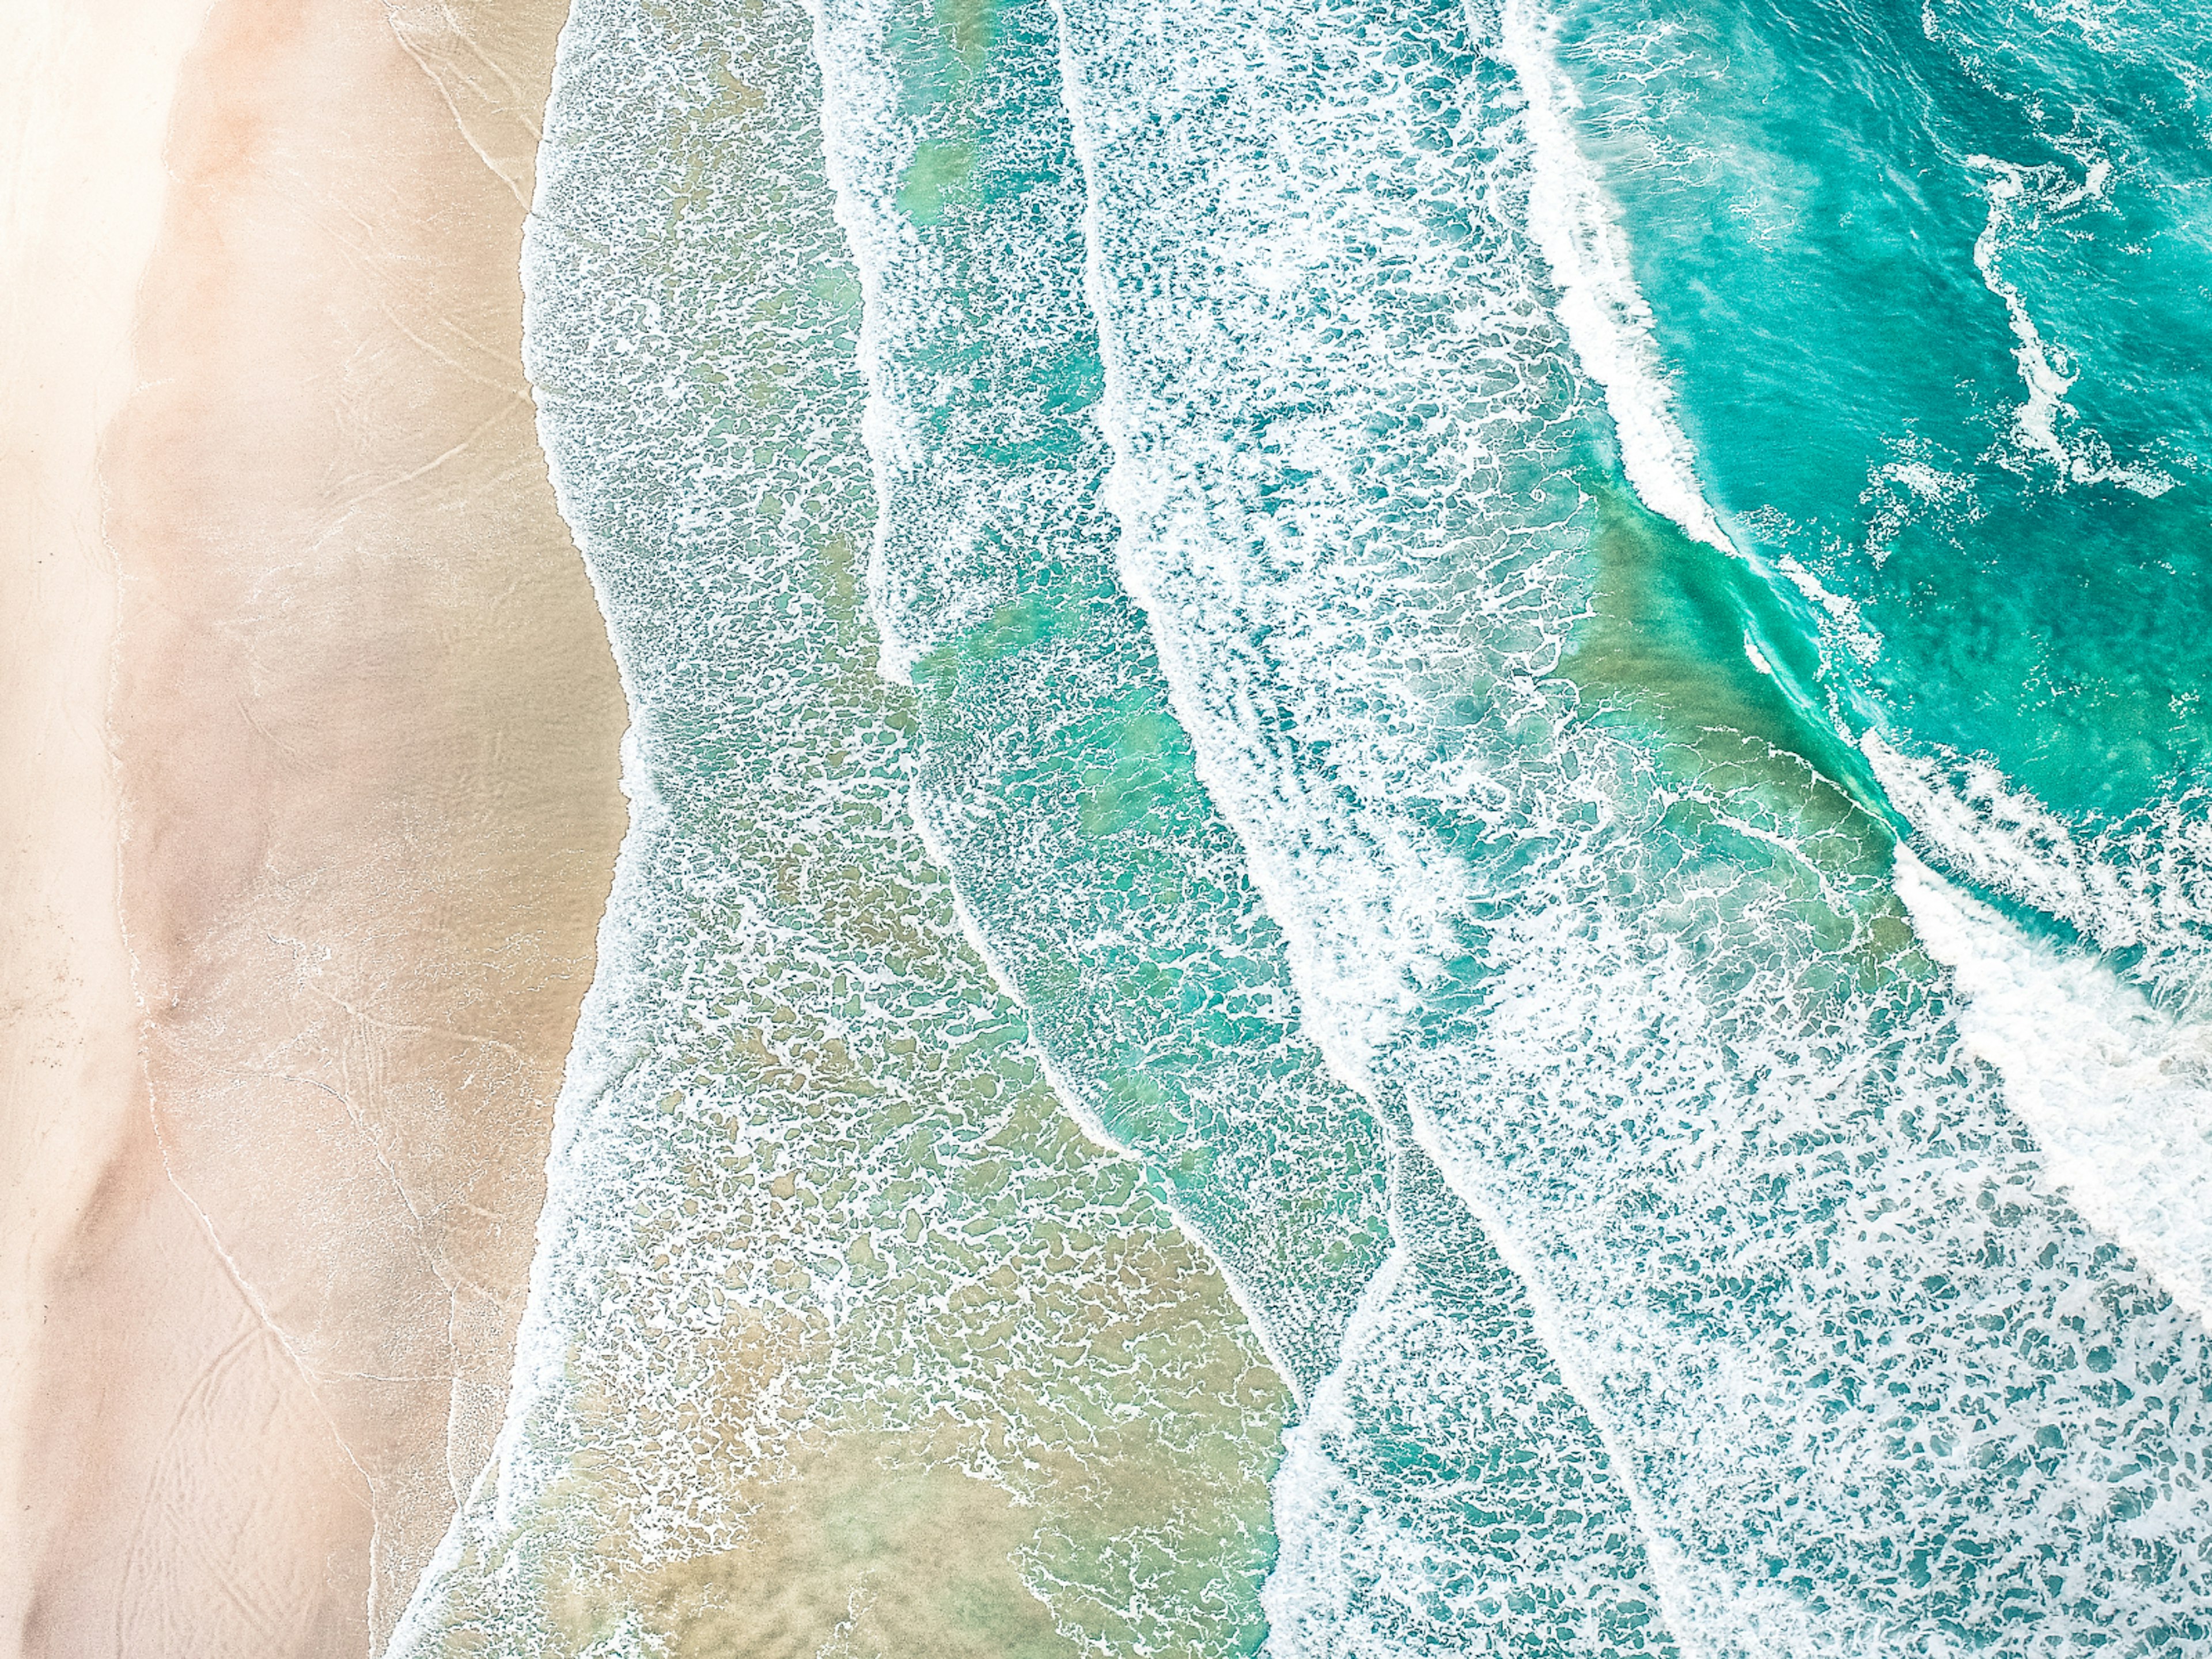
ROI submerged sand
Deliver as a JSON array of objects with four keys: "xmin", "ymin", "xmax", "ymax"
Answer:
[{"xmin": 5, "ymin": 0, "xmax": 627, "ymax": 1652}]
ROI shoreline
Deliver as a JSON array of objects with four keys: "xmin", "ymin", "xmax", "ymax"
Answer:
[{"xmin": 9, "ymin": 0, "xmax": 626, "ymax": 1651}]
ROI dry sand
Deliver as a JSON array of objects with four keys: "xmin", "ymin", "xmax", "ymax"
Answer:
[
  {"xmin": 3, "ymin": 2, "xmax": 224, "ymax": 1647},
  {"xmin": 5, "ymin": 0, "xmax": 627, "ymax": 1653}
]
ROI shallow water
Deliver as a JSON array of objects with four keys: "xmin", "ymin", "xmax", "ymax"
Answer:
[{"xmin": 395, "ymin": 0, "xmax": 2212, "ymax": 1651}]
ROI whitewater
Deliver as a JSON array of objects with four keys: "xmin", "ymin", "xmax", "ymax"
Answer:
[{"xmin": 389, "ymin": 0, "xmax": 2212, "ymax": 1652}]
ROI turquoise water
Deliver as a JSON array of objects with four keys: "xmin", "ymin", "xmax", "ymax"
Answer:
[
  {"xmin": 393, "ymin": 0, "xmax": 2212, "ymax": 1652},
  {"xmin": 1548, "ymin": 0, "xmax": 2212, "ymax": 962}
]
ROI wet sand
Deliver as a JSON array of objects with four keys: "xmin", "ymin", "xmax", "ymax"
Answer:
[{"xmin": 6, "ymin": 0, "xmax": 627, "ymax": 1652}]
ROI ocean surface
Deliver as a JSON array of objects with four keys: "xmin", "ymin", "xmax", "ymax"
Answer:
[{"xmin": 390, "ymin": 0, "xmax": 2212, "ymax": 1651}]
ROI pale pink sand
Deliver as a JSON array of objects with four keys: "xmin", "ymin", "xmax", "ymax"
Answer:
[{"xmin": 6, "ymin": 0, "xmax": 626, "ymax": 1652}]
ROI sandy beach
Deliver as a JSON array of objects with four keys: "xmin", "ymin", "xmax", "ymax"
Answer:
[
  {"xmin": 4, "ymin": 0, "xmax": 626, "ymax": 1652},
  {"xmin": 2, "ymin": 2, "xmax": 219, "ymax": 1648}
]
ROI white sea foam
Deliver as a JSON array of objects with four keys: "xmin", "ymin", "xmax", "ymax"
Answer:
[
  {"xmin": 1054, "ymin": 0, "xmax": 1506, "ymax": 1094},
  {"xmin": 903, "ymin": 755, "xmax": 1330, "ymax": 1410},
  {"xmin": 1056, "ymin": 0, "xmax": 2212, "ymax": 1643},
  {"xmin": 1261, "ymin": 1243, "xmax": 1415, "ymax": 1659},
  {"xmin": 1050, "ymin": 0, "xmax": 1726, "ymax": 1643},
  {"xmin": 1891, "ymin": 849, "xmax": 2212, "ymax": 1322},
  {"xmin": 1859, "ymin": 449, "xmax": 1982, "ymax": 566},
  {"xmin": 394, "ymin": 2, "xmax": 1298, "ymax": 1648},
  {"xmin": 1865, "ymin": 733, "xmax": 2212, "ymax": 1326},
  {"xmin": 1964, "ymin": 154, "xmax": 2176, "ymax": 498},
  {"xmin": 804, "ymin": 0, "xmax": 940, "ymax": 689},
  {"xmin": 815, "ymin": 0, "xmax": 1725, "ymax": 1640},
  {"xmin": 1863, "ymin": 729, "xmax": 2212, "ymax": 1001},
  {"xmin": 1048, "ymin": 0, "xmax": 1759, "ymax": 1642},
  {"xmin": 808, "ymin": 0, "xmax": 1402, "ymax": 1406},
  {"xmin": 1496, "ymin": 0, "xmax": 1734, "ymax": 559},
  {"xmin": 1265, "ymin": 1131, "xmax": 1695, "ymax": 1659}
]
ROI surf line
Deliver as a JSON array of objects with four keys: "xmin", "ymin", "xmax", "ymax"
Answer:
[
  {"xmin": 801, "ymin": 0, "xmax": 1339, "ymax": 1415},
  {"xmin": 1493, "ymin": 0, "xmax": 1907, "ymax": 840},
  {"xmin": 1503, "ymin": 0, "xmax": 2212, "ymax": 1389},
  {"xmin": 1046, "ymin": 0, "xmax": 1713, "ymax": 1652}
]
